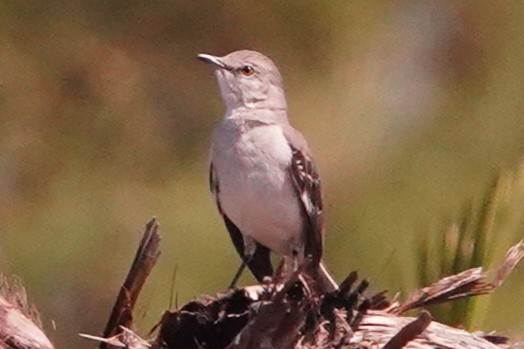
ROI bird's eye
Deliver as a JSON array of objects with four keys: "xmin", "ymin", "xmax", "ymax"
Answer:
[{"xmin": 239, "ymin": 65, "xmax": 255, "ymax": 76}]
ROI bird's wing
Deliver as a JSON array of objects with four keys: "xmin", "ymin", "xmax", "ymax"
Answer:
[
  {"xmin": 209, "ymin": 163, "xmax": 274, "ymax": 282},
  {"xmin": 282, "ymin": 125, "xmax": 324, "ymax": 267}
]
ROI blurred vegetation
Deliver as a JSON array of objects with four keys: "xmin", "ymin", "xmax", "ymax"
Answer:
[
  {"xmin": 1, "ymin": 1, "xmax": 524, "ymax": 347},
  {"xmin": 416, "ymin": 169, "xmax": 524, "ymax": 328}
]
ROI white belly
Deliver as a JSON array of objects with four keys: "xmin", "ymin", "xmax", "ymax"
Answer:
[{"xmin": 211, "ymin": 122, "xmax": 304, "ymax": 256}]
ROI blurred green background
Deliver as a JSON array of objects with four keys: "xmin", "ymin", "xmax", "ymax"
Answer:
[{"xmin": 1, "ymin": 1, "xmax": 524, "ymax": 347}]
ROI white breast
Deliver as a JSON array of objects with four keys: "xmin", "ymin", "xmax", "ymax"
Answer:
[{"xmin": 211, "ymin": 120, "xmax": 304, "ymax": 257}]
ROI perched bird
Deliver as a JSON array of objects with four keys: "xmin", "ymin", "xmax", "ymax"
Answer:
[{"xmin": 198, "ymin": 50, "xmax": 337, "ymax": 292}]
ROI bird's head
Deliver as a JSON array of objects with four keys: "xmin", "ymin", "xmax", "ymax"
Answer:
[{"xmin": 198, "ymin": 50, "xmax": 287, "ymax": 112}]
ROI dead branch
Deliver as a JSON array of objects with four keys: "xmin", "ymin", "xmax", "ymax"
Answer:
[
  {"xmin": 382, "ymin": 310, "xmax": 432, "ymax": 349},
  {"xmin": 492, "ymin": 240, "xmax": 524, "ymax": 287},
  {"xmin": 355, "ymin": 310, "xmax": 502, "ymax": 349},
  {"xmin": 100, "ymin": 218, "xmax": 161, "ymax": 349},
  {"xmin": 389, "ymin": 240, "xmax": 524, "ymax": 314},
  {"xmin": 81, "ymin": 326, "xmax": 150, "ymax": 349},
  {"xmin": 75, "ymin": 220, "xmax": 523, "ymax": 349}
]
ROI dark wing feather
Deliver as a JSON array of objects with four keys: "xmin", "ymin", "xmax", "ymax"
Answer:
[
  {"xmin": 283, "ymin": 127, "xmax": 324, "ymax": 267},
  {"xmin": 210, "ymin": 163, "xmax": 274, "ymax": 282},
  {"xmin": 223, "ymin": 216, "xmax": 273, "ymax": 282}
]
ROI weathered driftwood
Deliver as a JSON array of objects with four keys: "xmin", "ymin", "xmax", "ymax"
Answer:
[{"xmin": 82, "ymin": 219, "xmax": 523, "ymax": 349}]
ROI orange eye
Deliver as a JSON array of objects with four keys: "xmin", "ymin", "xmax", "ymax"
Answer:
[{"xmin": 239, "ymin": 65, "xmax": 255, "ymax": 76}]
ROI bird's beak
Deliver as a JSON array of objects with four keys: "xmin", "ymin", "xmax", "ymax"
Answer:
[{"xmin": 197, "ymin": 53, "xmax": 232, "ymax": 71}]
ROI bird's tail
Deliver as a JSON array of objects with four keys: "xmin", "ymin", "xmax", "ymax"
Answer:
[
  {"xmin": 278, "ymin": 256, "xmax": 338, "ymax": 293},
  {"xmin": 315, "ymin": 260, "xmax": 338, "ymax": 292}
]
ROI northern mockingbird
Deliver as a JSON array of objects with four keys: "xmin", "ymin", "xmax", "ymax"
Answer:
[{"xmin": 198, "ymin": 50, "xmax": 337, "ymax": 292}]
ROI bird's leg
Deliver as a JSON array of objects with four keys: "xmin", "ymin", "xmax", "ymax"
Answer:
[
  {"xmin": 228, "ymin": 236, "xmax": 257, "ymax": 289},
  {"xmin": 273, "ymin": 259, "xmax": 285, "ymax": 286},
  {"xmin": 274, "ymin": 255, "xmax": 295, "ymax": 285},
  {"xmin": 292, "ymin": 248, "xmax": 299, "ymax": 272},
  {"xmin": 229, "ymin": 262, "xmax": 247, "ymax": 289}
]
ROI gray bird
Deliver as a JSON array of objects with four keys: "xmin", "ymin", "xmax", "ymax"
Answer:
[{"xmin": 198, "ymin": 50, "xmax": 337, "ymax": 292}]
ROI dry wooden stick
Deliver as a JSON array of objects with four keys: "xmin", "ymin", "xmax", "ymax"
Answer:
[
  {"xmin": 390, "ymin": 240, "xmax": 524, "ymax": 314},
  {"xmin": 100, "ymin": 218, "xmax": 161, "ymax": 349},
  {"xmin": 382, "ymin": 310, "xmax": 432, "ymax": 349},
  {"xmin": 356, "ymin": 310, "xmax": 503, "ymax": 349}
]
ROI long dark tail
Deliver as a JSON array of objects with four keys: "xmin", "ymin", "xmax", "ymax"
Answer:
[{"xmin": 315, "ymin": 260, "xmax": 338, "ymax": 292}]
